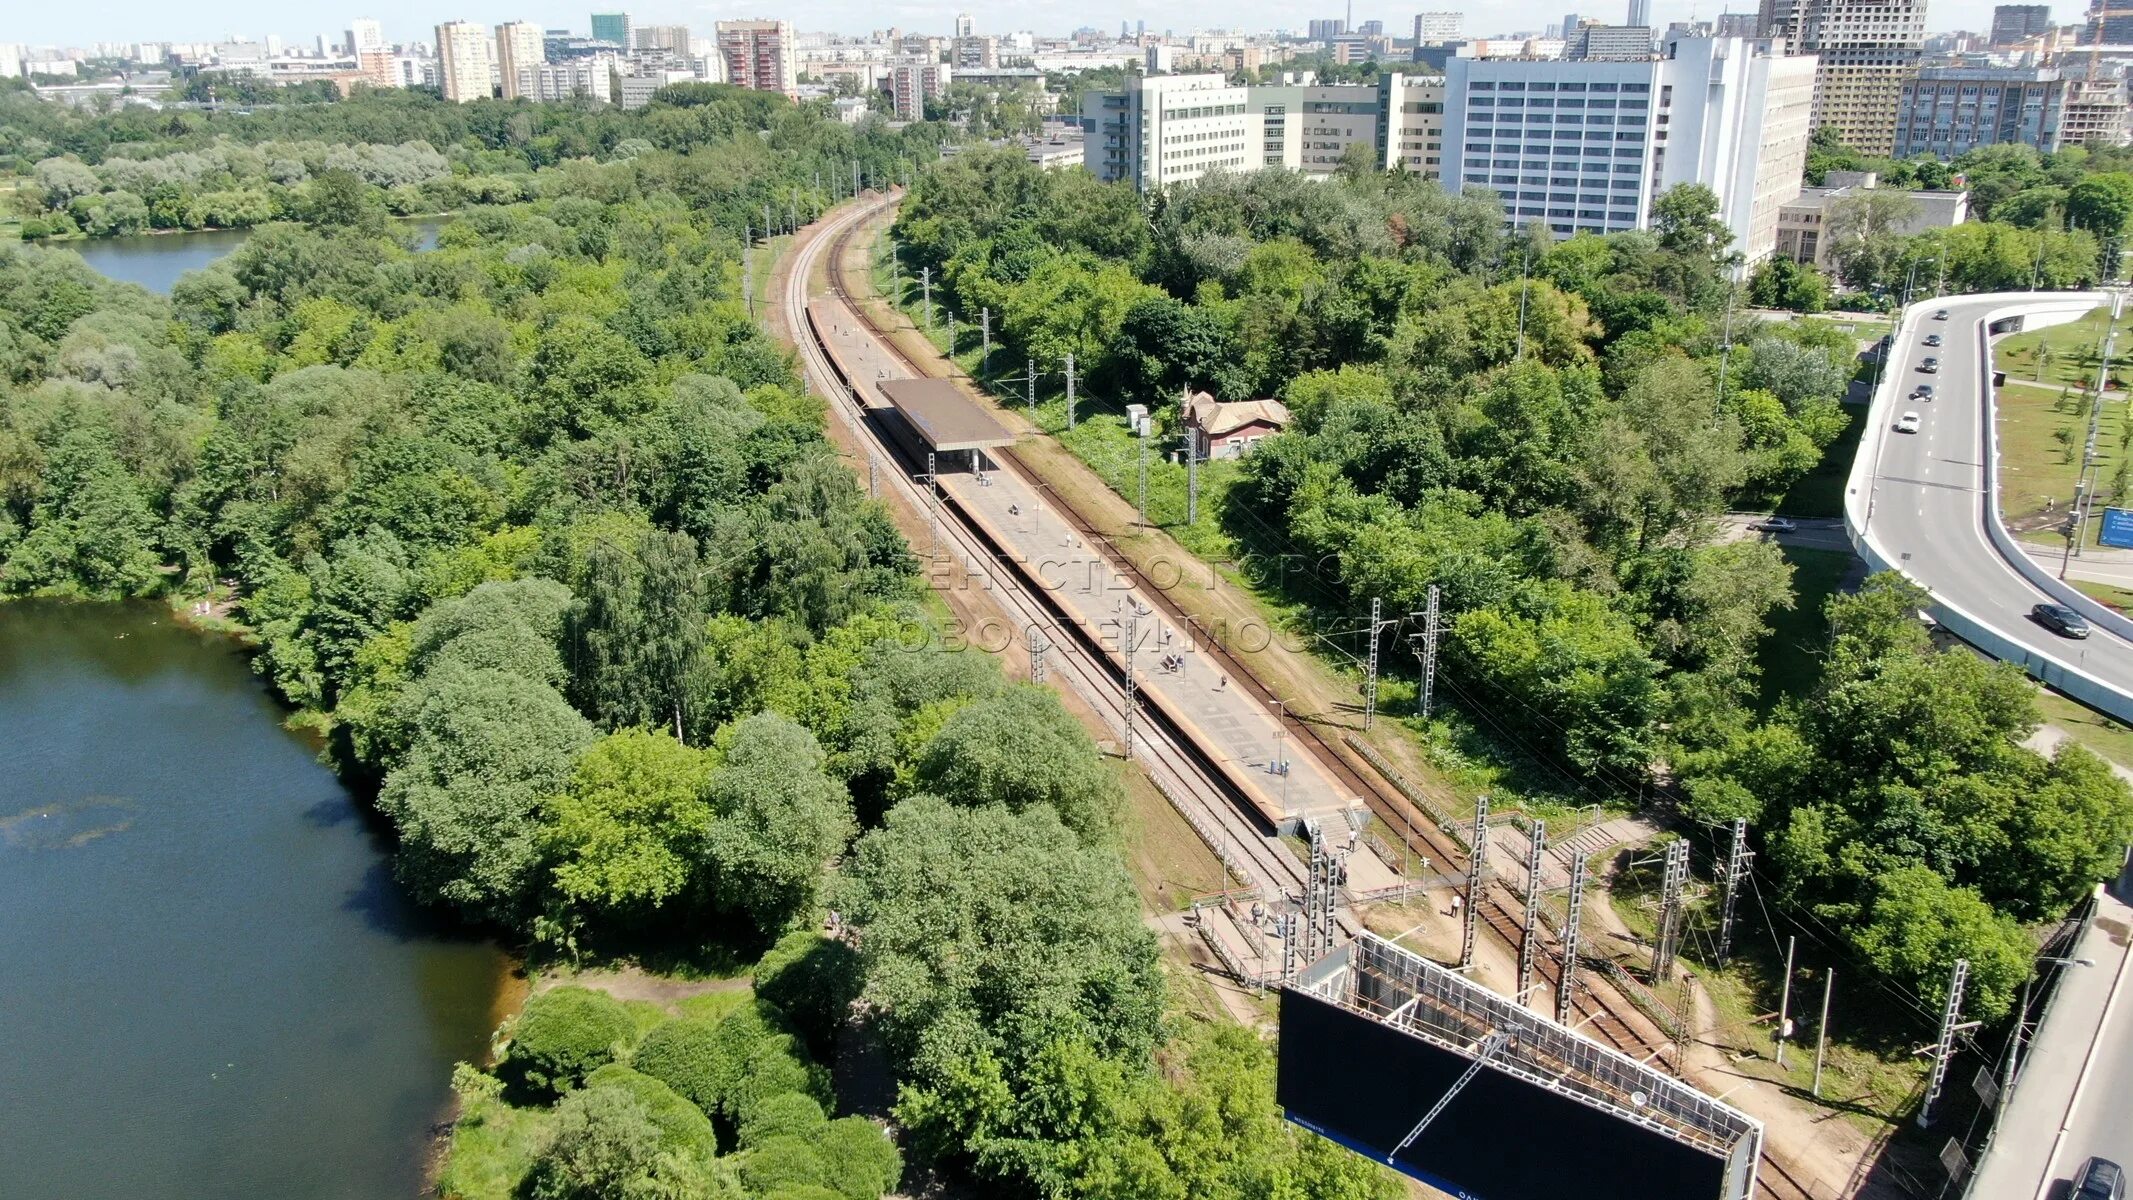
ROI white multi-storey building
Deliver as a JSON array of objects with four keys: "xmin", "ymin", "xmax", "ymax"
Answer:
[
  {"xmin": 1441, "ymin": 35, "xmax": 1815, "ymax": 265},
  {"xmin": 1414, "ymin": 12, "xmax": 1464, "ymax": 43},
  {"xmin": 1082, "ymin": 73, "xmax": 1254, "ymax": 188},
  {"xmin": 434, "ymin": 20, "xmax": 491, "ymax": 102},
  {"xmin": 346, "ymin": 18, "xmax": 386, "ymax": 54},
  {"xmin": 518, "ymin": 56, "xmax": 613, "ymax": 101},
  {"xmin": 495, "ymin": 21, "xmax": 544, "ymax": 100},
  {"xmin": 716, "ymin": 18, "xmax": 795, "ymax": 97}
]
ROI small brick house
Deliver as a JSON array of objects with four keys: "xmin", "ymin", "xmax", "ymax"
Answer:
[{"xmin": 1182, "ymin": 390, "xmax": 1292, "ymax": 461}]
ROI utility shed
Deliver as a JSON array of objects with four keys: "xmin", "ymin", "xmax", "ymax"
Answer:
[{"xmin": 877, "ymin": 378, "xmax": 1016, "ymax": 453}]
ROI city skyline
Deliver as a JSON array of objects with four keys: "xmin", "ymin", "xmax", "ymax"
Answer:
[{"xmin": 7, "ymin": 0, "xmax": 2048, "ymax": 50}]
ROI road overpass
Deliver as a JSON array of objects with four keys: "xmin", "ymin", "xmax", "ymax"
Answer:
[{"xmin": 1846, "ymin": 291, "xmax": 2133, "ymax": 720}]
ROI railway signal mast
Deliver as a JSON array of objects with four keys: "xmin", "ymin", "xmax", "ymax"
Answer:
[{"xmin": 1517, "ymin": 820, "xmax": 1547, "ymax": 1005}]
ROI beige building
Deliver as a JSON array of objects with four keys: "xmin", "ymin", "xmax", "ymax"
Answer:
[
  {"xmin": 1252, "ymin": 82, "xmax": 1379, "ymax": 173},
  {"xmin": 887, "ymin": 56, "xmax": 949, "ymax": 119},
  {"xmin": 1758, "ymin": 0, "xmax": 1925, "ymax": 155},
  {"xmin": 716, "ymin": 18, "xmax": 796, "ymax": 97},
  {"xmin": 1773, "ymin": 171, "xmax": 1968, "ymax": 268},
  {"xmin": 434, "ymin": 20, "xmax": 491, "ymax": 103},
  {"xmin": 1380, "ymin": 72, "xmax": 1447, "ymax": 174},
  {"xmin": 634, "ymin": 25, "xmax": 691, "ymax": 56},
  {"xmin": 494, "ymin": 21, "xmax": 543, "ymax": 100}
]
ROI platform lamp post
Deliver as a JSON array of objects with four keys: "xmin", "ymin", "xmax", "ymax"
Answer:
[{"xmin": 2002, "ymin": 954, "xmax": 2095, "ymax": 1103}]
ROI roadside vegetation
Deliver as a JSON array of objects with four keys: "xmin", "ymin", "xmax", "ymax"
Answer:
[
  {"xmin": 886, "ymin": 146, "xmax": 2133, "ymax": 1041},
  {"xmin": 0, "ymin": 90, "xmax": 1401, "ymax": 1199}
]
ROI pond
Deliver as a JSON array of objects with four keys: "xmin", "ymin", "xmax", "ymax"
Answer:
[
  {"xmin": 68, "ymin": 218, "xmax": 444, "ymax": 293},
  {"xmin": 0, "ymin": 601, "xmax": 511, "ymax": 1200}
]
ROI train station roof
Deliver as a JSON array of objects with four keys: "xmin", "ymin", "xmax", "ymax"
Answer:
[{"xmin": 877, "ymin": 378, "xmax": 1016, "ymax": 453}]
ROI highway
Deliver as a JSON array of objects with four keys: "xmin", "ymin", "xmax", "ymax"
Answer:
[{"xmin": 1854, "ymin": 294, "xmax": 2133, "ymax": 697}]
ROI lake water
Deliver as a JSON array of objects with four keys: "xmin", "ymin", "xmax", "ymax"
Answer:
[
  {"xmin": 69, "ymin": 219, "xmax": 443, "ymax": 293},
  {"xmin": 0, "ymin": 601, "xmax": 510, "ymax": 1200}
]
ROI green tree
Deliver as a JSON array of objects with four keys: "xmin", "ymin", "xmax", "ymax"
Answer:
[
  {"xmin": 705, "ymin": 712, "xmax": 855, "ymax": 934},
  {"xmin": 542, "ymin": 729, "xmax": 715, "ymax": 921},
  {"xmin": 912, "ymin": 684, "xmax": 1124, "ymax": 841}
]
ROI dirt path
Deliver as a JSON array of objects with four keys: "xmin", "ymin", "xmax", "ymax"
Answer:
[{"xmin": 533, "ymin": 966, "xmax": 753, "ymax": 1012}]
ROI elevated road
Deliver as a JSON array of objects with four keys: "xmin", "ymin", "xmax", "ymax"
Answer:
[{"xmin": 1848, "ymin": 292, "xmax": 2133, "ymax": 719}]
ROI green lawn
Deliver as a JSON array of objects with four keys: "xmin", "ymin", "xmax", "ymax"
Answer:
[
  {"xmin": 1755, "ymin": 547, "xmax": 1854, "ymax": 708},
  {"xmin": 2038, "ymin": 689, "xmax": 2133, "ymax": 771},
  {"xmin": 1993, "ymin": 307, "xmax": 2132, "ymax": 528},
  {"xmin": 2072, "ymin": 577, "xmax": 2133, "ymax": 613}
]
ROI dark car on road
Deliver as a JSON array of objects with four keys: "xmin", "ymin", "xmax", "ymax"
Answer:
[
  {"xmin": 1924, "ymin": 333, "xmax": 1943, "ymax": 347},
  {"xmin": 1933, "ymin": 308, "xmax": 1950, "ymax": 320},
  {"xmin": 2073, "ymin": 1158, "xmax": 2125, "ymax": 1200},
  {"xmin": 2032, "ymin": 603, "xmax": 2093, "ymax": 639},
  {"xmin": 1920, "ymin": 357, "xmax": 1940, "ymax": 373}
]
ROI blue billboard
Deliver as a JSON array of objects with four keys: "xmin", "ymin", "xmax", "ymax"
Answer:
[{"xmin": 2101, "ymin": 507, "xmax": 2133, "ymax": 550}]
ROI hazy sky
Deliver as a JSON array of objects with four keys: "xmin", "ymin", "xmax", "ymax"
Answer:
[{"xmin": 20, "ymin": 0, "xmax": 2045, "ymax": 50}]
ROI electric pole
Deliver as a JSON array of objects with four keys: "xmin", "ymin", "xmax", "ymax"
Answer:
[
  {"xmin": 1028, "ymin": 623, "xmax": 1049, "ymax": 683},
  {"xmin": 1025, "ymin": 356, "xmax": 1036, "ymax": 414},
  {"xmin": 1123, "ymin": 603, "xmax": 1144, "ymax": 755},
  {"xmin": 1775, "ymin": 934, "xmax": 1796, "ymax": 1067},
  {"xmin": 926, "ymin": 450, "xmax": 939, "ymax": 554},
  {"xmin": 851, "ymin": 159, "xmax": 861, "ymax": 197},
  {"xmin": 1652, "ymin": 838, "xmax": 1690, "ymax": 983},
  {"xmin": 1459, "ymin": 794, "xmax": 1489, "ymax": 970},
  {"xmin": 1363, "ymin": 596, "xmax": 1389, "ymax": 730},
  {"xmin": 741, "ymin": 223, "xmax": 754, "ymax": 319},
  {"xmin": 1137, "ymin": 415, "xmax": 1149, "ymax": 526},
  {"xmin": 1917, "ymin": 958, "xmax": 1974, "ymax": 1128},
  {"xmin": 921, "ymin": 266, "xmax": 932, "ymax": 331},
  {"xmin": 1417, "ymin": 584, "xmax": 1441, "ymax": 719},
  {"xmin": 1811, "ymin": 969, "xmax": 1834, "ymax": 1097},
  {"xmin": 1557, "ymin": 851, "xmax": 1589, "ymax": 1026},
  {"xmin": 1186, "ymin": 432, "xmax": 1200, "ymax": 524},
  {"xmin": 1518, "ymin": 820, "xmax": 1547, "ymax": 1006},
  {"xmin": 980, "ymin": 307, "xmax": 990, "ymax": 382},
  {"xmin": 1717, "ymin": 817, "xmax": 1752, "ymax": 966},
  {"xmin": 1064, "ymin": 352, "xmax": 1077, "ymax": 428}
]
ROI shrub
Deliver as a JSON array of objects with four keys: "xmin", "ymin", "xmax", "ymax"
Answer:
[
  {"xmin": 507, "ymin": 986, "xmax": 636, "ymax": 1098},
  {"xmin": 814, "ymin": 1117, "xmax": 902, "ymax": 1200},
  {"xmin": 630, "ymin": 1014, "xmax": 727, "ymax": 1116},
  {"xmin": 753, "ymin": 930, "xmax": 859, "ymax": 1058},
  {"xmin": 736, "ymin": 1092, "xmax": 826, "ymax": 1150},
  {"xmin": 583, "ymin": 1064, "xmax": 720, "ymax": 1160},
  {"xmin": 738, "ymin": 1136, "xmax": 828, "ymax": 1195}
]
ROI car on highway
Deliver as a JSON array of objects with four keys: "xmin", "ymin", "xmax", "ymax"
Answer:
[
  {"xmin": 2072, "ymin": 1157, "xmax": 2124, "ymax": 1200},
  {"xmin": 1914, "ymin": 384, "xmax": 1935, "ymax": 400},
  {"xmin": 1749, "ymin": 516, "xmax": 1798, "ymax": 533},
  {"xmin": 1923, "ymin": 333, "xmax": 1943, "ymax": 347},
  {"xmin": 1933, "ymin": 308, "xmax": 1950, "ymax": 320},
  {"xmin": 2032, "ymin": 603, "xmax": 2094, "ymax": 639},
  {"xmin": 1895, "ymin": 411, "xmax": 1922, "ymax": 433},
  {"xmin": 1920, "ymin": 357, "xmax": 1940, "ymax": 373}
]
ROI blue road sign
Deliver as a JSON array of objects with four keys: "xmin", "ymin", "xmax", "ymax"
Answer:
[{"xmin": 2101, "ymin": 506, "xmax": 2133, "ymax": 550}]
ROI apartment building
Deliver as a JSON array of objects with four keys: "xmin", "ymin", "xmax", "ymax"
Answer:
[
  {"xmin": 1568, "ymin": 25, "xmax": 1656, "ymax": 58},
  {"xmin": 1893, "ymin": 66, "xmax": 2064, "ymax": 158},
  {"xmin": 1758, "ymin": 0, "xmax": 1925, "ymax": 155},
  {"xmin": 953, "ymin": 35, "xmax": 998, "ymax": 69},
  {"xmin": 495, "ymin": 21, "xmax": 544, "ymax": 100},
  {"xmin": 434, "ymin": 20, "xmax": 491, "ymax": 102},
  {"xmin": 716, "ymin": 18, "xmax": 795, "ymax": 96},
  {"xmin": 516, "ymin": 56, "xmax": 614, "ymax": 102},
  {"xmin": 1379, "ymin": 72, "xmax": 1448, "ymax": 173},
  {"xmin": 1989, "ymin": 4, "xmax": 2053, "ymax": 45},
  {"xmin": 2063, "ymin": 73, "xmax": 2133, "ymax": 147},
  {"xmin": 1414, "ymin": 12, "xmax": 1464, "ymax": 43},
  {"xmin": 2089, "ymin": 0, "xmax": 2133, "ymax": 46},
  {"xmin": 1441, "ymin": 35, "xmax": 1814, "ymax": 264},
  {"xmin": 590, "ymin": 13, "xmax": 632, "ymax": 46},
  {"xmin": 1252, "ymin": 82, "xmax": 1379, "ymax": 172},
  {"xmin": 888, "ymin": 56, "xmax": 949, "ymax": 119},
  {"xmin": 1082, "ymin": 73, "xmax": 1253, "ymax": 188},
  {"xmin": 634, "ymin": 24, "xmax": 690, "ymax": 55},
  {"xmin": 346, "ymin": 18, "xmax": 386, "ymax": 54}
]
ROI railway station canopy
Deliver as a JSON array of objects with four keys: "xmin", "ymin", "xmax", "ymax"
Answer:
[{"xmin": 877, "ymin": 378, "xmax": 1015, "ymax": 453}]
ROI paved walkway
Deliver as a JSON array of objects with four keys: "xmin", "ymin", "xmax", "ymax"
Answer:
[{"xmin": 1966, "ymin": 854, "xmax": 2133, "ymax": 1200}]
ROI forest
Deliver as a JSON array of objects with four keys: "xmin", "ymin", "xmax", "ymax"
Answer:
[
  {"xmin": 890, "ymin": 145, "xmax": 2133, "ymax": 1020},
  {"xmin": 0, "ymin": 90, "xmax": 1398, "ymax": 1199}
]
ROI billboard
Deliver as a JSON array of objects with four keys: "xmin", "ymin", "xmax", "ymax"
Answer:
[
  {"xmin": 2100, "ymin": 507, "xmax": 2133, "ymax": 550},
  {"xmin": 1279, "ymin": 989, "xmax": 1729, "ymax": 1200}
]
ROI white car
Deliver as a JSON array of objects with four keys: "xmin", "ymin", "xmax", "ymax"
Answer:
[
  {"xmin": 1895, "ymin": 411, "xmax": 1922, "ymax": 433},
  {"xmin": 1750, "ymin": 516, "xmax": 1798, "ymax": 533},
  {"xmin": 1933, "ymin": 309, "xmax": 1950, "ymax": 320}
]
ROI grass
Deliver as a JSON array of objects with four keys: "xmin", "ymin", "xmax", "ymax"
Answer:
[
  {"xmin": 2037, "ymin": 688, "xmax": 2133, "ymax": 771},
  {"xmin": 434, "ymin": 1073, "xmax": 551, "ymax": 1200},
  {"xmin": 1755, "ymin": 547, "xmax": 1855, "ymax": 708},
  {"xmin": 1994, "ymin": 307, "xmax": 2133, "ymax": 529},
  {"xmin": 2072, "ymin": 577, "xmax": 2133, "ymax": 613},
  {"xmin": 1116, "ymin": 757, "xmax": 1234, "ymax": 912}
]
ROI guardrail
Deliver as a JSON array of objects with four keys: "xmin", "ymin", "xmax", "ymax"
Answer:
[{"xmin": 1844, "ymin": 291, "xmax": 2133, "ymax": 722}]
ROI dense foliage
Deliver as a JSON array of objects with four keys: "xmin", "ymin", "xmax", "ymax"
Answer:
[{"xmin": 2, "ymin": 90, "xmax": 1397, "ymax": 1197}]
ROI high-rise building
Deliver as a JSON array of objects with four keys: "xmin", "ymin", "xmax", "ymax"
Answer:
[
  {"xmin": 1758, "ymin": 0, "xmax": 1925, "ymax": 155},
  {"xmin": 1895, "ymin": 65, "xmax": 2063, "ymax": 157},
  {"xmin": 888, "ymin": 55, "xmax": 950, "ymax": 117},
  {"xmin": 1989, "ymin": 4, "xmax": 2054, "ymax": 44},
  {"xmin": 589, "ymin": 12, "xmax": 632, "ymax": 46},
  {"xmin": 1715, "ymin": 12, "xmax": 1763, "ymax": 37},
  {"xmin": 1415, "ymin": 12, "xmax": 1464, "ymax": 42},
  {"xmin": 496, "ymin": 22, "xmax": 544, "ymax": 99},
  {"xmin": 634, "ymin": 24, "xmax": 690, "ymax": 55},
  {"xmin": 347, "ymin": 17, "xmax": 386, "ymax": 53},
  {"xmin": 1567, "ymin": 24, "xmax": 1655, "ymax": 57},
  {"xmin": 1565, "ymin": 12, "xmax": 1585, "ymax": 35},
  {"xmin": 954, "ymin": 35, "xmax": 999, "ymax": 68},
  {"xmin": 1308, "ymin": 18, "xmax": 1348, "ymax": 39},
  {"xmin": 715, "ymin": 18, "xmax": 795, "ymax": 97},
  {"xmin": 435, "ymin": 20, "xmax": 491, "ymax": 102},
  {"xmin": 518, "ymin": 55, "xmax": 615, "ymax": 101},
  {"xmin": 1628, "ymin": 0, "xmax": 1652, "ymax": 26},
  {"xmin": 1083, "ymin": 73, "xmax": 1253, "ymax": 188},
  {"xmin": 2089, "ymin": 0, "xmax": 2133, "ymax": 43},
  {"xmin": 954, "ymin": 12, "xmax": 975, "ymax": 37},
  {"xmin": 1441, "ymin": 34, "xmax": 1816, "ymax": 265}
]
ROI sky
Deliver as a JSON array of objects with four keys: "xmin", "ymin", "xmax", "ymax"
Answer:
[{"xmin": 16, "ymin": 0, "xmax": 2045, "ymax": 51}]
